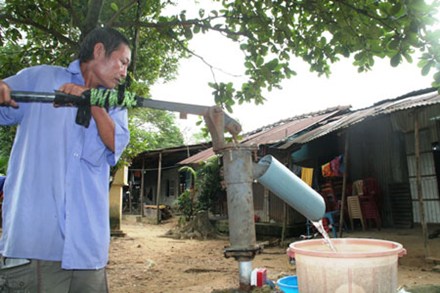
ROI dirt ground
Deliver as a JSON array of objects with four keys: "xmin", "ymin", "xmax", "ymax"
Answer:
[{"xmin": 107, "ymin": 215, "xmax": 440, "ymax": 293}]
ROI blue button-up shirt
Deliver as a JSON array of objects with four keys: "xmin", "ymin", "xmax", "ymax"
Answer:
[{"xmin": 0, "ymin": 60, "xmax": 130, "ymax": 269}]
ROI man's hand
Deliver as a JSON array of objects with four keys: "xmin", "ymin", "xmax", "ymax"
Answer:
[
  {"xmin": 0, "ymin": 80, "xmax": 18, "ymax": 108},
  {"xmin": 58, "ymin": 83, "xmax": 116, "ymax": 151},
  {"xmin": 58, "ymin": 83, "xmax": 89, "ymax": 97}
]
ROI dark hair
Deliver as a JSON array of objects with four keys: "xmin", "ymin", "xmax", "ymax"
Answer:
[{"xmin": 78, "ymin": 27, "xmax": 130, "ymax": 62}]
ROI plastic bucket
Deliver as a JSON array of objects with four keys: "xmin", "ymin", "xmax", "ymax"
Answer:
[
  {"xmin": 287, "ymin": 238, "xmax": 406, "ymax": 293},
  {"xmin": 277, "ymin": 275, "xmax": 299, "ymax": 293}
]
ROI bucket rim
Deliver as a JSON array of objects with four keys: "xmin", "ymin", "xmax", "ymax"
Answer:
[
  {"xmin": 288, "ymin": 237, "xmax": 405, "ymax": 258},
  {"xmin": 277, "ymin": 275, "xmax": 298, "ymax": 288}
]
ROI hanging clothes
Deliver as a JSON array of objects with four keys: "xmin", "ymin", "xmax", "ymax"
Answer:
[
  {"xmin": 321, "ymin": 155, "xmax": 344, "ymax": 177},
  {"xmin": 330, "ymin": 155, "xmax": 343, "ymax": 176},
  {"xmin": 321, "ymin": 162, "xmax": 332, "ymax": 177},
  {"xmin": 301, "ymin": 167, "xmax": 314, "ymax": 186}
]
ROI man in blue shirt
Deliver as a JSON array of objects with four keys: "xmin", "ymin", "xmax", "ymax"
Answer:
[{"xmin": 0, "ymin": 27, "xmax": 131, "ymax": 292}]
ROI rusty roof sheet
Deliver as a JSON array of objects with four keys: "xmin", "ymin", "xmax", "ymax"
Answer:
[
  {"xmin": 177, "ymin": 88, "xmax": 440, "ymax": 164},
  {"xmin": 279, "ymin": 88, "xmax": 440, "ymax": 149},
  {"xmin": 178, "ymin": 106, "xmax": 349, "ymax": 164},
  {"xmin": 240, "ymin": 108, "xmax": 346, "ymax": 147},
  {"xmin": 178, "ymin": 147, "xmax": 216, "ymax": 165}
]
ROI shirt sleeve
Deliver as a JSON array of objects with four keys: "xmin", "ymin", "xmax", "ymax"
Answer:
[
  {"xmin": 80, "ymin": 107, "xmax": 129, "ymax": 167},
  {"xmin": 108, "ymin": 107, "xmax": 130, "ymax": 166},
  {"xmin": 0, "ymin": 75, "xmax": 29, "ymax": 126}
]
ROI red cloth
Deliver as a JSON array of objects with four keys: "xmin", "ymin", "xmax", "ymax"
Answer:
[{"xmin": 321, "ymin": 162, "xmax": 332, "ymax": 177}]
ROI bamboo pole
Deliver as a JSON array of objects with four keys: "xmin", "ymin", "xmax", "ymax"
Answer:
[
  {"xmin": 140, "ymin": 159, "xmax": 145, "ymax": 217},
  {"xmin": 338, "ymin": 131, "xmax": 350, "ymax": 237},
  {"xmin": 414, "ymin": 110, "xmax": 430, "ymax": 259},
  {"xmin": 281, "ymin": 203, "xmax": 287, "ymax": 244},
  {"xmin": 156, "ymin": 152, "xmax": 162, "ymax": 224}
]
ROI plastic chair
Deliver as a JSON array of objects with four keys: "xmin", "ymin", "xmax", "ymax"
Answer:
[
  {"xmin": 347, "ymin": 195, "xmax": 365, "ymax": 231},
  {"xmin": 360, "ymin": 196, "xmax": 381, "ymax": 229},
  {"xmin": 360, "ymin": 177, "xmax": 382, "ymax": 229}
]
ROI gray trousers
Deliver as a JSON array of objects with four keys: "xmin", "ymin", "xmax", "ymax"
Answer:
[{"xmin": 0, "ymin": 258, "xmax": 108, "ymax": 293}]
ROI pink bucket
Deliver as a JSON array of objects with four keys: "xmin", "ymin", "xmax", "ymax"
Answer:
[{"xmin": 287, "ymin": 238, "xmax": 406, "ymax": 293}]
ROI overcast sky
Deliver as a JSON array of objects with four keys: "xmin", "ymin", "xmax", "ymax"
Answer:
[{"xmin": 150, "ymin": 1, "xmax": 438, "ymax": 140}]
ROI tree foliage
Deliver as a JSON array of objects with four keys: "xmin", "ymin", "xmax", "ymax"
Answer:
[
  {"xmin": 176, "ymin": 156, "xmax": 223, "ymax": 220},
  {"xmin": 0, "ymin": 126, "xmax": 16, "ymax": 175},
  {"xmin": 0, "ymin": 0, "xmax": 186, "ymax": 173},
  {"xmin": 1, "ymin": 0, "xmax": 440, "ymax": 111}
]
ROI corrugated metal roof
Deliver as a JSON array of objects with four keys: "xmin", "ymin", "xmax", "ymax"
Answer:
[
  {"xmin": 177, "ymin": 88, "xmax": 440, "ymax": 164},
  {"xmin": 178, "ymin": 106, "xmax": 349, "ymax": 164},
  {"xmin": 178, "ymin": 147, "xmax": 216, "ymax": 165},
  {"xmin": 279, "ymin": 89, "xmax": 440, "ymax": 149},
  {"xmin": 240, "ymin": 108, "xmax": 346, "ymax": 146}
]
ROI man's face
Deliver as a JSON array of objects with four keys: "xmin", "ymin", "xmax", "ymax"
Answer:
[{"xmin": 92, "ymin": 43, "xmax": 131, "ymax": 89}]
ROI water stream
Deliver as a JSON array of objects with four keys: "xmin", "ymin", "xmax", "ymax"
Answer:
[{"xmin": 311, "ymin": 219, "xmax": 337, "ymax": 252}]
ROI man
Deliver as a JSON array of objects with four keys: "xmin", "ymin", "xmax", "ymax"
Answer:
[{"xmin": 0, "ymin": 27, "xmax": 131, "ymax": 292}]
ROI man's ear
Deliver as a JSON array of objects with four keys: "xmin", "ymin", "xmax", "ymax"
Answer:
[{"xmin": 93, "ymin": 43, "xmax": 105, "ymax": 59}]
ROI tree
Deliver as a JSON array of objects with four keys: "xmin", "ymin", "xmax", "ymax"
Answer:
[
  {"xmin": 1, "ymin": 0, "xmax": 440, "ymax": 113},
  {"xmin": 0, "ymin": 1, "xmax": 186, "ymax": 172}
]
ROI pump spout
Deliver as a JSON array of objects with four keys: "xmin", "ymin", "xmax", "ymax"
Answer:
[{"xmin": 254, "ymin": 155, "xmax": 325, "ymax": 222}]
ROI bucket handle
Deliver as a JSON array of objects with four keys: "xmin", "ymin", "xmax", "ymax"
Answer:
[{"xmin": 398, "ymin": 248, "xmax": 407, "ymax": 258}]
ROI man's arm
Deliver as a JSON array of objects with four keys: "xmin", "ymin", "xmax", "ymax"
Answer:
[
  {"xmin": 58, "ymin": 83, "xmax": 116, "ymax": 152},
  {"xmin": 91, "ymin": 106, "xmax": 115, "ymax": 152},
  {"xmin": 0, "ymin": 80, "xmax": 18, "ymax": 108}
]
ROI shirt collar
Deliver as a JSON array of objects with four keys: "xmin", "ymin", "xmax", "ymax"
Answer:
[{"xmin": 67, "ymin": 60, "xmax": 85, "ymax": 85}]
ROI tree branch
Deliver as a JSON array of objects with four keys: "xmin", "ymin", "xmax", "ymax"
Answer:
[
  {"xmin": 55, "ymin": 0, "xmax": 82, "ymax": 29},
  {"xmin": 112, "ymin": 15, "xmax": 249, "ymax": 39},
  {"xmin": 83, "ymin": 0, "xmax": 104, "ymax": 35},
  {"xmin": 2, "ymin": 13, "xmax": 76, "ymax": 47},
  {"xmin": 130, "ymin": 0, "xmax": 142, "ymax": 79},
  {"xmin": 105, "ymin": 0, "xmax": 138, "ymax": 27},
  {"xmin": 334, "ymin": 0, "xmax": 396, "ymax": 30}
]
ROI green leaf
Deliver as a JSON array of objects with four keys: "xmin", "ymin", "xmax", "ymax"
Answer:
[
  {"xmin": 390, "ymin": 53, "xmax": 402, "ymax": 67},
  {"xmin": 184, "ymin": 27, "xmax": 193, "ymax": 39},
  {"xmin": 256, "ymin": 56, "xmax": 264, "ymax": 66},
  {"xmin": 199, "ymin": 9, "xmax": 205, "ymax": 18},
  {"xmin": 434, "ymin": 71, "xmax": 440, "ymax": 83},
  {"xmin": 110, "ymin": 2, "xmax": 118, "ymax": 12},
  {"xmin": 421, "ymin": 63, "xmax": 432, "ymax": 76},
  {"xmin": 388, "ymin": 39, "xmax": 400, "ymax": 50}
]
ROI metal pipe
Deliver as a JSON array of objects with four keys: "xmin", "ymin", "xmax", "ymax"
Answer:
[
  {"xmin": 222, "ymin": 147, "xmax": 260, "ymax": 289},
  {"xmin": 254, "ymin": 155, "xmax": 326, "ymax": 222},
  {"xmin": 238, "ymin": 261, "xmax": 253, "ymax": 291}
]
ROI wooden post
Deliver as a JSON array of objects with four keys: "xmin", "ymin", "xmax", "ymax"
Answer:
[
  {"xmin": 282, "ymin": 156, "xmax": 293, "ymax": 243},
  {"xmin": 263, "ymin": 188, "xmax": 269, "ymax": 222},
  {"xmin": 338, "ymin": 131, "xmax": 349, "ymax": 237},
  {"xmin": 156, "ymin": 152, "xmax": 162, "ymax": 224},
  {"xmin": 109, "ymin": 166, "xmax": 127, "ymax": 236},
  {"xmin": 281, "ymin": 203, "xmax": 287, "ymax": 244},
  {"xmin": 414, "ymin": 110, "xmax": 431, "ymax": 259},
  {"xmin": 140, "ymin": 159, "xmax": 145, "ymax": 217}
]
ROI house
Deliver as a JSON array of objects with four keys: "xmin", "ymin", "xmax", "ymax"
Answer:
[
  {"xmin": 127, "ymin": 142, "xmax": 212, "ymax": 215},
  {"xmin": 128, "ymin": 88, "xmax": 440, "ymax": 239}
]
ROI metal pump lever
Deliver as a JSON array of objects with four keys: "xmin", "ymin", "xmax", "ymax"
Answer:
[{"xmin": 10, "ymin": 91, "xmax": 242, "ymax": 151}]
